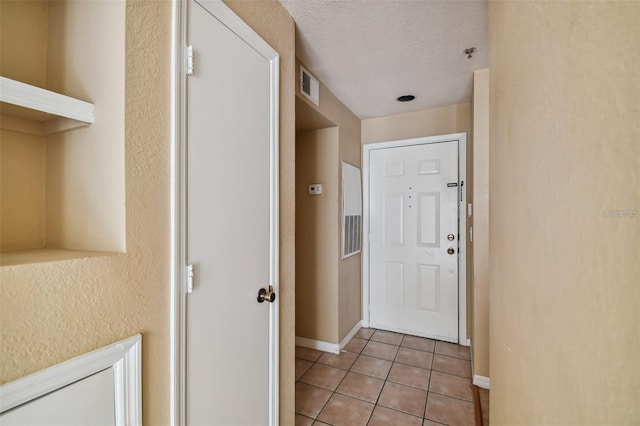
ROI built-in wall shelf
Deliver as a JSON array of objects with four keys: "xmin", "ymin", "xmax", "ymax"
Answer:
[
  {"xmin": 0, "ymin": 248, "xmax": 117, "ymax": 267},
  {"xmin": 0, "ymin": 76, "xmax": 94, "ymax": 136}
]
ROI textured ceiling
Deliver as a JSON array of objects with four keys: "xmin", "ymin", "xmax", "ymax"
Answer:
[{"xmin": 279, "ymin": 0, "xmax": 489, "ymax": 119}]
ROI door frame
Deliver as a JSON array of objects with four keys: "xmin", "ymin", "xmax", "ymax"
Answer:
[
  {"xmin": 362, "ymin": 133, "xmax": 468, "ymax": 345},
  {"xmin": 170, "ymin": 0, "xmax": 280, "ymax": 424}
]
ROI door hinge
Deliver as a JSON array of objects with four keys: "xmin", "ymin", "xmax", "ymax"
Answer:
[
  {"xmin": 187, "ymin": 45, "xmax": 194, "ymax": 76},
  {"xmin": 186, "ymin": 264, "xmax": 194, "ymax": 293}
]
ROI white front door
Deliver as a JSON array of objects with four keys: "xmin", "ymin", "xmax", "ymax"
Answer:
[
  {"xmin": 184, "ymin": 1, "xmax": 279, "ymax": 424},
  {"xmin": 368, "ymin": 141, "xmax": 460, "ymax": 342}
]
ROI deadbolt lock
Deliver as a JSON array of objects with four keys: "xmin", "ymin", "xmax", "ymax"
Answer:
[
  {"xmin": 447, "ymin": 247, "xmax": 456, "ymax": 255},
  {"xmin": 447, "ymin": 234, "xmax": 455, "ymax": 241},
  {"xmin": 257, "ymin": 286, "xmax": 276, "ymax": 303}
]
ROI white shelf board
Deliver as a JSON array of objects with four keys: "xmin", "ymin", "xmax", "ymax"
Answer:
[
  {"xmin": 0, "ymin": 248, "xmax": 118, "ymax": 267},
  {"xmin": 0, "ymin": 112, "xmax": 90, "ymax": 136},
  {"xmin": 0, "ymin": 76, "xmax": 94, "ymax": 127}
]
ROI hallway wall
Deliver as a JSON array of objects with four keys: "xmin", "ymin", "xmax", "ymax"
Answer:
[
  {"xmin": 472, "ymin": 69, "xmax": 490, "ymax": 381},
  {"xmin": 296, "ymin": 128, "xmax": 340, "ymax": 343},
  {"xmin": 295, "ymin": 60, "xmax": 362, "ymax": 345},
  {"xmin": 361, "ymin": 103, "xmax": 470, "ymax": 145},
  {"xmin": 489, "ymin": 1, "xmax": 639, "ymax": 423}
]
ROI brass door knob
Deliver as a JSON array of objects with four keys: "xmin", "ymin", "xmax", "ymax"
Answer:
[
  {"xmin": 257, "ymin": 286, "xmax": 276, "ymax": 303},
  {"xmin": 447, "ymin": 247, "xmax": 455, "ymax": 255}
]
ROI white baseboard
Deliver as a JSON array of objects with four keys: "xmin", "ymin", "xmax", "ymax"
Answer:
[
  {"xmin": 464, "ymin": 338, "xmax": 471, "ymax": 347},
  {"xmin": 469, "ymin": 339, "xmax": 490, "ymax": 389},
  {"xmin": 339, "ymin": 321, "xmax": 362, "ymax": 351},
  {"xmin": 473, "ymin": 375, "xmax": 490, "ymax": 389},
  {"xmin": 295, "ymin": 336, "xmax": 340, "ymax": 354},
  {"xmin": 296, "ymin": 321, "xmax": 362, "ymax": 355}
]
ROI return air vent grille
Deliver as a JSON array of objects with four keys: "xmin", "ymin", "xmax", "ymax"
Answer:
[
  {"xmin": 300, "ymin": 66, "xmax": 319, "ymax": 106},
  {"xmin": 342, "ymin": 162, "xmax": 362, "ymax": 259},
  {"xmin": 344, "ymin": 215, "xmax": 362, "ymax": 257}
]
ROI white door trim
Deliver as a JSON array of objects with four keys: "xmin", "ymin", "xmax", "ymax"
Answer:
[
  {"xmin": 362, "ymin": 133, "xmax": 467, "ymax": 345},
  {"xmin": 170, "ymin": 1, "xmax": 280, "ymax": 424}
]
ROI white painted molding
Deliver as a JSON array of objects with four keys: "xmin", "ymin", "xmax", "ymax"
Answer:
[
  {"xmin": 296, "ymin": 321, "xmax": 362, "ymax": 354},
  {"xmin": 0, "ymin": 76, "xmax": 94, "ymax": 124},
  {"xmin": 0, "ymin": 334, "xmax": 141, "ymax": 425},
  {"xmin": 465, "ymin": 338, "xmax": 471, "ymax": 347},
  {"xmin": 469, "ymin": 338, "xmax": 489, "ymax": 389},
  {"xmin": 473, "ymin": 375, "xmax": 490, "ymax": 389},
  {"xmin": 295, "ymin": 337, "xmax": 340, "ymax": 354},
  {"xmin": 170, "ymin": 0, "xmax": 189, "ymax": 424},
  {"xmin": 194, "ymin": 0, "xmax": 278, "ymax": 60},
  {"xmin": 339, "ymin": 321, "xmax": 363, "ymax": 351}
]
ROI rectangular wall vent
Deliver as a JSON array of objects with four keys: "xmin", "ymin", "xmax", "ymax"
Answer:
[
  {"xmin": 344, "ymin": 215, "xmax": 362, "ymax": 257},
  {"xmin": 300, "ymin": 65, "xmax": 319, "ymax": 106}
]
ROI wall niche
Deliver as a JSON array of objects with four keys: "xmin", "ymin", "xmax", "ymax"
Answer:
[{"xmin": 0, "ymin": 1, "xmax": 125, "ymax": 266}]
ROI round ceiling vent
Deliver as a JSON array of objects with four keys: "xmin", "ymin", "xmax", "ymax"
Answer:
[{"xmin": 396, "ymin": 95, "xmax": 415, "ymax": 102}]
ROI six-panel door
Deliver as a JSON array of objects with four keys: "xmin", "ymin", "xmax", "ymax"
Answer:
[{"xmin": 369, "ymin": 141, "xmax": 459, "ymax": 342}]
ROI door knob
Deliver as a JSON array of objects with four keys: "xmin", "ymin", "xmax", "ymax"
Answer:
[
  {"xmin": 447, "ymin": 247, "xmax": 455, "ymax": 255},
  {"xmin": 257, "ymin": 286, "xmax": 276, "ymax": 303}
]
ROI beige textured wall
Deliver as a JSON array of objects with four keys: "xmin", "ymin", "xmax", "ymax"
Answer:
[
  {"xmin": 361, "ymin": 104, "xmax": 474, "ymax": 337},
  {"xmin": 0, "ymin": 1, "xmax": 48, "ymax": 251},
  {"xmin": 296, "ymin": 97, "xmax": 335, "ymax": 130},
  {"xmin": 295, "ymin": 59, "xmax": 362, "ymax": 343},
  {"xmin": 296, "ymin": 128, "xmax": 340, "ymax": 343},
  {"xmin": 472, "ymin": 68, "xmax": 489, "ymax": 379},
  {"xmin": 337, "ymin": 97, "xmax": 362, "ymax": 342},
  {"xmin": 45, "ymin": 0, "xmax": 126, "ymax": 252},
  {"xmin": 0, "ymin": 2, "xmax": 172, "ymax": 426},
  {"xmin": 489, "ymin": 1, "xmax": 640, "ymax": 423},
  {"xmin": 0, "ymin": 131, "xmax": 46, "ymax": 250},
  {"xmin": 223, "ymin": 1, "xmax": 296, "ymax": 422},
  {"xmin": 0, "ymin": 0, "xmax": 48, "ymax": 88},
  {"xmin": 362, "ymin": 103, "xmax": 471, "ymax": 145}
]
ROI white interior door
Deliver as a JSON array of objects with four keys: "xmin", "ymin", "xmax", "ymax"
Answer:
[
  {"xmin": 185, "ymin": 1, "xmax": 279, "ymax": 424},
  {"xmin": 368, "ymin": 141, "xmax": 459, "ymax": 342}
]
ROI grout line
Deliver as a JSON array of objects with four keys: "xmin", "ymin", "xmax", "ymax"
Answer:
[
  {"xmin": 356, "ymin": 330, "xmax": 377, "ymax": 426},
  {"xmin": 425, "ymin": 419, "xmax": 448, "ymax": 426},
  {"xmin": 310, "ymin": 357, "xmax": 334, "ymax": 422},
  {"xmin": 427, "ymin": 388, "xmax": 475, "ymax": 404},
  {"xmin": 431, "ymin": 368, "xmax": 473, "ymax": 380},
  {"xmin": 366, "ymin": 405, "xmax": 425, "ymax": 425},
  {"xmin": 425, "ymin": 342, "xmax": 435, "ymax": 422},
  {"xmin": 421, "ymin": 354, "xmax": 433, "ymax": 419},
  {"xmin": 296, "ymin": 329, "xmax": 473, "ymax": 425},
  {"xmin": 296, "ymin": 413, "xmax": 315, "ymax": 423},
  {"xmin": 433, "ymin": 353, "xmax": 472, "ymax": 361}
]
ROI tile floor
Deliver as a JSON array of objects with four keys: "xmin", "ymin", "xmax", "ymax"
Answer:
[{"xmin": 295, "ymin": 328, "xmax": 476, "ymax": 426}]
